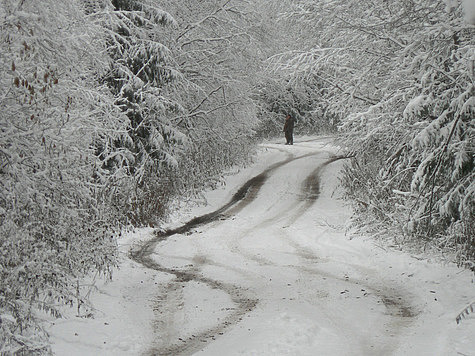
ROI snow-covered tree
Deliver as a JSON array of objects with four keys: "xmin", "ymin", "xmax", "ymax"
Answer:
[
  {"xmin": 276, "ymin": 0, "xmax": 474, "ymax": 267},
  {"xmin": 138, "ymin": 0, "xmax": 265, "ymax": 196},
  {"xmin": 0, "ymin": 0, "xmax": 129, "ymax": 352},
  {"xmin": 99, "ymin": 0, "xmax": 190, "ymax": 225}
]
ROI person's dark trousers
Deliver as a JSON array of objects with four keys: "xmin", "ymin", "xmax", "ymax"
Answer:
[{"xmin": 285, "ymin": 131, "xmax": 293, "ymax": 145}]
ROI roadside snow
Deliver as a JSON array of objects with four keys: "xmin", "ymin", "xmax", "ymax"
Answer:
[
  {"xmin": 48, "ymin": 228, "xmax": 162, "ymax": 356},
  {"xmin": 48, "ymin": 136, "xmax": 474, "ymax": 356}
]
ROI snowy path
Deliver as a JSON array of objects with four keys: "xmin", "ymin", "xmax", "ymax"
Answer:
[
  {"xmin": 127, "ymin": 139, "xmax": 440, "ymax": 355},
  {"xmin": 49, "ymin": 138, "xmax": 475, "ymax": 356}
]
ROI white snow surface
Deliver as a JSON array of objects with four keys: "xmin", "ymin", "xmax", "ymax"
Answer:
[
  {"xmin": 463, "ymin": 0, "xmax": 475, "ymax": 25},
  {"xmin": 48, "ymin": 137, "xmax": 474, "ymax": 356}
]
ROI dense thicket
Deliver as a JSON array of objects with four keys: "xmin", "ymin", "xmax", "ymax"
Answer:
[
  {"xmin": 0, "ymin": 0, "xmax": 264, "ymax": 353},
  {"xmin": 96, "ymin": 0, "xmax": 186, "ymax": 226},
  {"xmin": 0, "ymin": 1, "xmax": 126, "ymax": 352},
  {"xmin": 3, "ymin": 0, "xmax": 471, "ymax": 353},
  {"xmin": 252, "ymin": 0, "xmax": 338, "ymax": 137},
  {"xmin": 276, "ymin": 0, "xmax": 474, "ymax": 268}
]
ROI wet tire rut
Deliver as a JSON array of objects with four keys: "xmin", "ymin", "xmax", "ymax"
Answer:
[
  {"xmin": 129, "ymin": 149, "xmax": 416, "ymax": 355},
  {"xmin": 220, "ymin": 153, "xmax": 418, "ymax": 354},
  {"xmin": 129, "ymin": 150, "xmax": 315, "ymax": 355}
]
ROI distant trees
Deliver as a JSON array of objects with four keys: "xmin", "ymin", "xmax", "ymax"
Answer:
[
  {"xmin": 252, "ymin": 76, "xmax": 336, "ymax": 138},
  {"xmin": 253, "ymin": 0, "xmax": 340, "ymax": 137},
  {"xmin": 276, "ymin": 0, "xmax": 474, "ymax": 268}
]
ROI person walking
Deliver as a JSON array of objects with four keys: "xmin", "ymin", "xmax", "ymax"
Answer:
[{"xmin": 283, "ymin": 114, "xmax": 295, "ymax": 145}]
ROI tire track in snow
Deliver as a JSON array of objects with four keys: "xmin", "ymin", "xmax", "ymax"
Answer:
[
  {"xmin": 239, "ymin": 153, "xmax": 416, "ymax": 319},
  {"xmin": 130, "ymin": 143, "xmax": 417, "ymax": 355},
  {"xmin": 226, "ymin": 154, "xmax": 347, "ymax": 267},
  {"xmin": 130, "ymin": 149, "xmax": 324, "ymax": 355},
  {"xmin": 282, "ymin": 156, "xmax": 419, "ymax": 323},
  {"xmin": 287, "ymin": 154, "xmax": 349, "ymax": 223},
  {"xmin": 224, "ymin": 153, "xmax": 418, "ymax": 355},
  {"xmin": 282, "ymin": 162, "xmax": 419, "ymax": 354}
]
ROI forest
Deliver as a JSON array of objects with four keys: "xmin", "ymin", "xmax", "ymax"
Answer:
[{"xmin": 0, "ymin": 0, "xmax": 473, "ymax": 353}]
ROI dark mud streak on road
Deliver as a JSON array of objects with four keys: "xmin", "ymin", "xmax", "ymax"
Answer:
[
  {"xmin": 301, "ymin": 155, "xmax": 350, "ymax": 204},
  {"xmin": 381, "ymin": 296, "xmax": 417, "ymax": 318},
  {"xmin": 130, "ymin": 152, "xmax": 317, "ymax": 355},
  {"xmin": 283, "ymin": 155, "xmax": 350, "ymax": 225},
  {"xmin": 130, "ymin": 152, "xmax": 353, "ymax": 355},
  {"xmin": 134, "ymin": 256, "xmax": 257, "ymax": 356}
]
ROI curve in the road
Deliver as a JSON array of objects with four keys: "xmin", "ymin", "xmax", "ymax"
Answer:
[
  {"xmin": 130, "ymin": 146, "xmax": 417, "ymax": 355},
  {"xmin": 221, "ymin": 153, "xmax": 418, "ymax": 355},
  {"xmin": 130, "ymin": 150, "xmax": 325, "ymax": 355},
  {"xmin": 227, "ymin": 154, "xmax": 348, "ymax": 266}
]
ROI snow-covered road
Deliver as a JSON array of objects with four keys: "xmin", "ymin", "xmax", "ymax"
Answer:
[{"xmin": 49, "ymin": 138, "xmax": 475, "ymax": 356}]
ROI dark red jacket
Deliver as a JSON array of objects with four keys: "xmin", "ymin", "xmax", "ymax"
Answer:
[{"xmin": 283, "ymin": 116, "xmax": 295, "ymax": 133}]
